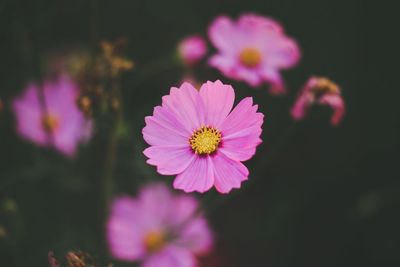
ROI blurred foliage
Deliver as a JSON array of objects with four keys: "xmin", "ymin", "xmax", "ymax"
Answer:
[{"xmin": 0, "ymin": 0, "xmax": 399, "ymax": 267}]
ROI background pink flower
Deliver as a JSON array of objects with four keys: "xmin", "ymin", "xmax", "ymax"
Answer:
[
  {"xmin": 142, "ymin": 80, "xmax": 264, "ymax": 193},
  {"xmin": 291, "ymin": 76, "xmax": 345, "ymax": 126},
  {"xmin": 208, "ymin": 13, "xmax": 300, "ymax": 94},
  {"xmin": 107, "ymin": 183, "xmax": 213, "ymax": 267},
  {"xmin": 12, "ymin": 75, "xmax": 92, "ymax": 157},
  {"xmin": 178, "ymin": 35, "xmax": 208, "ymax": 65}
]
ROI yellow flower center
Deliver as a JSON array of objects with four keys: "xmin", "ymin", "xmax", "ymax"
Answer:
[
  {"xmin": 42, "ymin": 114, "xmax": 59, "ymax": 133},
  {"xmin": 239, "ymin": 48, "xmax": 262, "ymax": 68},
  {"xmin": 311, "ymin": 77, "xmax": 340, "ymax": 96},
  {"xmin": 144, "ymin": 231, "xmax": 166, "ymax": 253},
  {"xmin": 190, "ymin": 126, "xmax": 221, "ymax": 155}
]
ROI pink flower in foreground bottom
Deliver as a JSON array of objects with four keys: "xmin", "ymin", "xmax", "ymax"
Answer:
[
  {"xmin": 107, "ymin": 183, "xmax": 213, "ymax": 267},
  {"xmin": 178, "ymin": 35, "xmax": 208, "ymax": 65},
  {"xmin": 291, "ymin": 76, "xmax": 345, "ymax": 126},
  {"xmin": 208, "ymin": 13, "xmax": 301, "ymax": 94},
  {"xmin": 142, "ymin": 80, "xmax": 264, "ymax": 193},
  {"xmin": 12, "ymin": 75, "xmax": 92, "ymax": 156}
]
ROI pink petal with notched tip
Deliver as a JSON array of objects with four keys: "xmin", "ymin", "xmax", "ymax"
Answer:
[
  {"xmin": 162, "ymin": 83, "xmax": 205, "ymax": 132},
  {"xmin": 144, "ymin": 145, "xmax": 195, "ymax": 175},
  {"xmin": 221, "ymin": 97, "xmax": 264, "ymax": 137},
  {"xmin": 173, "ymin": 156, "xmax": 214, "ymax": 193},
  {"xmin": 199, "ymin": 80, "xmax": 234, "ymax": 128},
  {"xmin": 220, "ymin": 134, "xmax": 262, "ymax": 161},
  {"xmin": 212, "ymin": 152, "xmax": 249, "ymax": 194}
]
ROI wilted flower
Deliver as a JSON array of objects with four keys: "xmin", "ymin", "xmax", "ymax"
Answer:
[
  {"xmin": 178, "ymin": 35, "xmax": 208, "ymax": 65},
  {"xmin": 208, "ymin": 13, "xmax": 300, "ymax": 94},
  {"xmin": 48, "ymin": 251, "xmax": 95, "ymax": 267},
  {"xmin": 100, "ymin": 40, "xmax": 134, "ymax": 77},
  {"xmin": 12, "ymin": 75, "xmax": 92, "ymax": 156},
  {"xmin": 290, "ymin": 76, "xmax": 345, "ymax": 126},
  {"xmin": 107, "ymin": 183, "xmax": 213, "ymax": 267},
  {"xmin": 142, "ymin": 80, "xmax": 264, "ymax": 193}
]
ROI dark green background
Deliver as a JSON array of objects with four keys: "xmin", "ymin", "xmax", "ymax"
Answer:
[{"xmin": 0, "ymin": 0, "xmax": 398, "ymax": 266}]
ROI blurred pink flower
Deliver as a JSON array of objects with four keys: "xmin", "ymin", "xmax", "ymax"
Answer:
[
  {"xmin": 142, "ymin": 80, "xmax": 264, "ymax": 193},
  {"xmin": 178, "ymin": 35, "xmax": 208, "ymax": 65},
  {"xmin": 12, "ymin": 75, "xmax": 92, "ymax": 156},
  {"xmin": 291, "ymin": 76, "xmax": 345, "ymax": 126},
  {"xmin": 107, "ymin": 183, "xmax": 213, "ymax": 267},
  {"xmin": 208, "ymin": 13, "xmax": 300, "ymax": 94}
]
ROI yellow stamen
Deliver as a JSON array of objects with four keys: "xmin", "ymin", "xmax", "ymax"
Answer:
[
  {"xmin": 144, "ymin": 231, "xmax": 166, "ymax": 253},
  {"xmin": 190, "ymin": 126, "xmax": 221, "ymax": 155},
  {"xmin": 239, "ymin": 48, "xmax": 262, "ymax": 68},
  {"xmin": 42, "ymin": 114, "xmax": 59, "ymax": 133},
  {"xmin": 311, "ymin": 77, "xmax": 340, "ymax": 95}
]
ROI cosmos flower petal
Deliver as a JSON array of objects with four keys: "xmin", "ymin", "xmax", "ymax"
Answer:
[
  {"xmin": 107, "ymin": 197, "xmax": 146, "ymax": 261},
  {"xmin": 173, "ymin": 156, "xmax": 214, "ymax": 193},
  {"xmin": 162, "ymin": 82, "xmax": 205, "ymax": 131},
  {"xmin": 209, "ymin": 55, "xmax": 237, "ymax": 77},
  {"xmin": 221, "ymin": 97, "xmax": 264, "ymax": 137},
  {"xmin": 319, "ymin": 94, "xmax": 345, "ymax": 126},
  {"xmin": 44, "ymin": 75, "xmax": 78, "ymax": 113},
  {"xmin": 259, "ymin": 67, "xmax": 286, "ymax": 95},
  {"xmin": 144, "ymin": 146, "xmax": 195, "ymax": 175},
  {"xmin": 290, "ymin": 92, "xmax": 310, "ymax": 120},
  {"xmin": 208, "ymin": 16, "xmax": 238, "ymax": 53},
  {"xmin": 137, "ymin": 183, "xmax": 176, "ymax": 229},
  {"xmin": 199, "ymin": 80, "xmax": 234, "ymax": 127},
  {"xmin": 236, "ymin": 67, "xmax": 264, "ymax": 87},
  {"xmin": 143, "ymin": 246, "xmax": 196, "ymax": 267},
  {"xmin": 177, "ymin": 217, "xmax": 214, "ymax": 254},
  {"xmin": 265, "ymin": 37, "xmax": 301, "ymax": 69},
  {"xmin": 238, "ymin": 13, "xmax": 284, "ymax": 34},
  {"xmin": 220, "ymin": 134, "xmax": 262, "ymax": 161},
  {"xmin": 143, "ymin": 116, "xmax": 189, "ymax": 146},
  {"xmin": 12, "ymin": 84, "xmax": 48, "ymax": 146},
  {"xmin": 169, "ymin": 195, "xmax": 198, "ymax": 224},
  {"xmin": 212, "ymin": 152, "xmax": 249, "ymax": 193},
  {"xmin": 151, "ymin": 106, "xmax": 191, "ymax": 136}
]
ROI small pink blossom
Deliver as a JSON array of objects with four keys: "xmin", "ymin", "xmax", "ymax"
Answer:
[
  {"xmin": 142, "ymin": 80, "xmax": 264, "ymax": 194},
  {"xmin": 178, "ymin": 35, "xmax": 208, "ymax": 65},
  {"xmin": 208, "ymin": 13, "xmax": 300, "ymax": 94},
  {"xmin": 107, "ymin": 183, "xmax": 213, "ymax": 267},
  {"xmin": 291, "ymin": 76, "xmax": 345, "ymax": 126},
  {"xmin": 12, "ymin": 75, "xmax": 92, "ymax": 156}
]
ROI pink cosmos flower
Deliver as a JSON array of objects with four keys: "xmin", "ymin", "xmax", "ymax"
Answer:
[
  {"xmin": 178, "ymin": 35, "xmax": 208, "ymax": 65},
  {"xmin": 12, "ymin": 75, "xmax": 92, "ymax": 157},
  {"xmin": 142, "ymin": 80, "xmax": 264, "ymax": 193},
  {"xmin": 291, "ymin": 76, "xmax": 345, "ymax": 126},
  {"xmin": 107, "ymin": 183, "xmax": 213, "ymax": 267},
  {"xmin": 208, "ymin": 13, "xmax": 301, "ymax": 94}
]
